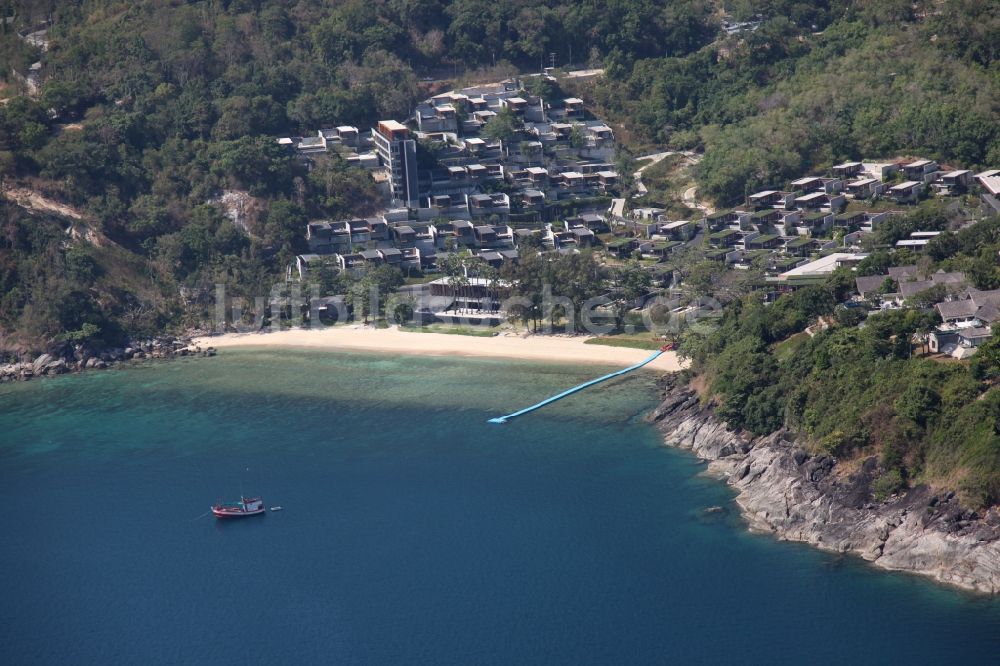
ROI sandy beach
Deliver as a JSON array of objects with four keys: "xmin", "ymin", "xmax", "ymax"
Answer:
[{"xmin": 193, "ymin": 327, "xmax": 685, "ymax": 372}]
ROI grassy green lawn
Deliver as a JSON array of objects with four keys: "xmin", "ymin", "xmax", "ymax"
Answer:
[
  {"xmin": 772, "ymin": 332, "xmax": 810, "ymax": 363},
  {"xmin": 403, "ymin": 274, "xmax": 439, "ymax": 285},
  {"xmin": 844, "ymin": 199, "xmax": 899, "ymax": 213},
  {"xmin": 584, "ymin": 332, "xmax": 667, "ymax": 350},
  {"xmin": 399, "ymin": 324, "xmax": 499, "ymax": 337}
]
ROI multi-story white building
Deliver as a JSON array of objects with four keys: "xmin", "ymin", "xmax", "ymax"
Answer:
[{"xmin": 372, "ymin": 120, "xmax": 419, "ymax": 208}]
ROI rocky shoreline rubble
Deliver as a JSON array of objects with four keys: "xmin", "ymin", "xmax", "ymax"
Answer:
[
  {"xmin": 0, "ymin": 335, "xmax": 216, "ymax": 382},
  {"xmin": 649, "ymin": 376, "xmax": 1000, "ymax": 594}
]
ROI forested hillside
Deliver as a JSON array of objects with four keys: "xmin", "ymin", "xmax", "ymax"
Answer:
[
  {"xmin": 0, "ymin": 0, "xmax": 719, "ymax": 350},
  {"xmin": 592, "ymin": 0, "xmax": 1000, "ymax": 203},
  {"xmin": 679, "ymin": 209, "xmax": 1000, "ymax": 509},
  {"xmin": 0, "ymin": 0, "xmax": 998, "ymax": 352}
]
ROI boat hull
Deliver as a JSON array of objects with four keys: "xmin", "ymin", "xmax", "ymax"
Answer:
[
  {"xmin": 211, "ymin": 496, "xmax": 266, "ymax": 518},
  {"xmin": 211, "ymin": 506, "xmax": 266, "ymax": 518}
]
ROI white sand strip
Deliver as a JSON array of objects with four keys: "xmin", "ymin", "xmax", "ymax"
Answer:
[{"xmin": 193, "ymin": 327, "xmax": 685, "ymax": 372}]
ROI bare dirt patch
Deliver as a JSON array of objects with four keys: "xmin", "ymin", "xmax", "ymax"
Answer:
[{"xmin": 3, "ymin": 186, "xmax": 85, "ymax": 220}]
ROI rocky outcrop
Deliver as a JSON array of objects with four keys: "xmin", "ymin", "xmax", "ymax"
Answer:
[
  {"xmin": 0, "ymin": 335, "xmax": 216, "ymax": 383},
  {"xmin": 649, "ymin": 378, "xmax": 1000, "ymax": 594}
]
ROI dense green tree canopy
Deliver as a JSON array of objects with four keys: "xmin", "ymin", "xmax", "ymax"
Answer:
[
  {"xmin": 592, "ymin": 1, "xmax": 1000, "ymax": 205},
  {"xmin": 681, "ymin": 213, "xmax": 1000, "ymax": 508}
]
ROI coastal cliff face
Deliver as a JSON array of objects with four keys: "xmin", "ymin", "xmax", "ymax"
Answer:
[{"xmin": 649, "ymin": 378, "xmax": 1000, "ymax": 594}]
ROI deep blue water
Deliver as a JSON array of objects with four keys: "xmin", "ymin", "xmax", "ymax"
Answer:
[{"xmin": 1, "ymin": 349, "xmax": 999, "ymax": 665}]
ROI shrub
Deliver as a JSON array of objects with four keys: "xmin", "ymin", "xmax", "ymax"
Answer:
[{"xmin": 873, "ymin": 469, "xmax": 905, "ymax": 501}]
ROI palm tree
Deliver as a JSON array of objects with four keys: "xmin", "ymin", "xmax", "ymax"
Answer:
[
  {"xmin": 478, "ymin": 263, "xmax": 501, "ymax": 313},
  {"xmin": 439, "ymin": 253, "xmax": 467, "ymax": 313}
]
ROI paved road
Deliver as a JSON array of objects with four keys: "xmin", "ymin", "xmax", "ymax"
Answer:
[
  {"xmin": 563, "ymin": 68, "xmax": 605, "ymax": 79},
  {"xmin": 631, "ymin": 151, "xmax": 700, "ymax": 198},
  {"xmin": 632, "ymin": 153, "xmax": 673, "ymax": 196},
  {"xmin": 683, "ymin": 185, "xmax": 714, "ymax": 214},
  {"xmin": 622, "ymin": 149, "xmax": 715, "ymax": 214},
  {"xmin": 609, "ymin": 198, "xmax": 626, "ymax": 218}
]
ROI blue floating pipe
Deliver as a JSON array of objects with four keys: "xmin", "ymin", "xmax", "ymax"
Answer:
[{"xmin": 488, "ymin": 348, "xmax": 666, "ymax": 424}]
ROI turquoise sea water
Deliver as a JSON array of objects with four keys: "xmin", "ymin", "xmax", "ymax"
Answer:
[{"xmin": 1, "ymin": 349, "xmax": 999, "ymax": 664}]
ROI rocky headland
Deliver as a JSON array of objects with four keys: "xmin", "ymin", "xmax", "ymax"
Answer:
[
  {"xmin": 650, "ymin": 376, "xmax": 1000, "ymax": 594},
  {"xmin": 0, "ymin": 335, "xmax": 216, "ymax": 382}
]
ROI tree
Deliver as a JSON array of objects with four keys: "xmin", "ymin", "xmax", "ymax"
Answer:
[
  {"xmin": 385, "ymin": 292, "xmax": 416, "ymax": 324},
  {"xmin": 477, "ymin": 262, "xmax": 502, "ymax": 314},
  {"xmin": 549, "ymin": 250, "xmax": 602, "ymax": 331},
  {"xmin": 895, "ymin": 381, "xmax": 940, "ymax": 427},
  {"xmin": 506, "ymin": 248, "xmax": 545, "ymax": 331},
  {"xmin": 855, "ymin": 251, "xmax": 893, "ymax": 277},
  {"xmin": 439, "ymin": 253, "xmax": 468, "ymax": 313},
  {"xmin": 877, "ymin": 277, "xmax": 898, "ymax": 296},
  {"xmin": 307, "ymin": 258, "xmax": 343, "ymax": 296},
  {"xmin": 212, "ymin": 137, "xmax": 293, "ymax": 196},
  {"xmin": 834, "ymin": 305, "xmax": 865, "ymax": 328},
  {"xmin": 482, "ymin": 107, "xmax": 522, "ymax": 146},
  {"xmin": 712, "ymin": 335, "xmax": 782, "ymax": 435},
  {"xmin": 609, "ymin": 261, "xmax": 652, "ymax": 330},
  {"xmin": 347, "ymin": 264, "xmax": 401, "ymax": 325},
  {"xmin": 368, "ymin": 264, "xmax": 404, "ymax": 318},
  {"xmin": 684, "ymin": 260, "xmax": 723, "ymax": 297},
  {"xmin": 262, "ymin": 200, "xmax": 307, "ymax": 261},
  {"xmin": 971, "ymin": 325, "xmax": 1000, "ymax": 379},
  {"xmin": 523, "ymin": 75, "xmax": 562, "ymax": 102},
  {"xmin": 306, "ymin": 158, "xmax": 380, "ymax": 218}
]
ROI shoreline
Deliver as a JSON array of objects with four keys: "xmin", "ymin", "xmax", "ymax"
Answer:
[
  {"xmin": 650, "ymin": 377, "xmax": 1000, "ymax": 595},
  {"xmin": 1, "ymin": 335, "xmax": 214, "ymax": 382},
  {"xmin": 192, "ymin": 326, "xmax": 685, "ymax": 372}
]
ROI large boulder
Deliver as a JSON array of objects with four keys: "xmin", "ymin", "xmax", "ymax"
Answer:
[
  {"xmin": 32, "ymin": 353, "xmax": 53, "ymax": 373},
  {"xmin": 44, "ymin": 359, "xmax": 67, "ymax": 375}
]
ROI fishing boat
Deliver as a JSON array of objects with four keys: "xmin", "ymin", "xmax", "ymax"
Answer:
[{"xmin": 211, "ymin": 496, "xmax": 265, "ymax": 518}]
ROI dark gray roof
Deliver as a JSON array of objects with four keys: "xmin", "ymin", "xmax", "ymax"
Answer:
[
  {"xmin": 898, "ymin": 279, "xmax": 935, "ymax": 298},
  {"xmin": 969, "ymin": 289, "xmax": 1000, "ymax": 307},
  {"xmin": 888, "ymin": 265, "xmax": 918, "ymax": 280},
  {"xmin": 937, "ymin": 300, "xmax": 979, "ymax": 320},
  {"xmin": 960, "ymin": 327, "xmax": 993, "ymax": 340},
  {"xmin": 975, "ymin": 302, "xmax": 1000, "ymax": 323},
  {"xmin": 930, "ymin": 271, "xmax": 967, "ymax": 286},
  {"xmin": 855, "ymin": 274, "xmax": 889, "ymax": 296}
]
